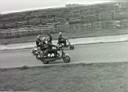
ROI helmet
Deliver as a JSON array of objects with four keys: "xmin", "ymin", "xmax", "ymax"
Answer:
[
  {"xmin": 37, "ymin": 35, "xmax": 41, "ymax": 39},
  {"xmin": 59, "ymin": 32, "xmax": 62, "ymax": 36},
  {"xmin": 42, "ymin": 37, "xmax": 46, "ymax": 41}
]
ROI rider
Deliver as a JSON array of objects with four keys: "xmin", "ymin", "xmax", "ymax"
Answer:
[
  {"xmin": 44, "ymin": 34, "xmax": 60, "ymax": 57},
  {"xmin": 58, "ymin": 32, "xmax": 67, "ymax": 46},
  {"xmin": 47, "ymin": 33, "xmax": 52, "ymax": 44},
  {"xmin": 43, "ymin": 39, "xmax": 58, "ymax": 57},
  {"xmin": 40, "ymin": 37, "xmax": 48, "ymax": 51},
  {"xmin": 36, "ymin": 35, "xmax": 42, "ymax": 47},
  {"xmin": 37, "ymin": 33, "xmax": 58, "ymax": 57}
]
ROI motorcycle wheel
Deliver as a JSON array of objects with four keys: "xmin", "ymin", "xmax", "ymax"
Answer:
[
  {"xmin": 32, "ymin": 50, "xmax": 36, "ymax": 55},
  {"xmin": 70, "ymin": 45, "xmax": 74, "ymax": 50},
  {"xmin": 63, "ymin": 55, "xmax": 70, "ymax": 63},
  {"xmin": 42, "ymin": 59, "xmax": 49, "ymax": 64},
  {"xmin": 36, "ymin": 54, "xmax": 41, "ymax": 60}
]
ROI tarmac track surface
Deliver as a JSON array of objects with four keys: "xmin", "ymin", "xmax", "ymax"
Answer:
[{"xmin": 1, "ymin": 41, "xmax": 128, "ymax": 68}]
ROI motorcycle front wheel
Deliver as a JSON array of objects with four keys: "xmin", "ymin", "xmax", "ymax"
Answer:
[{"xmin": 63, "ymin": 55, "xmax": 70, "ymax": 63}]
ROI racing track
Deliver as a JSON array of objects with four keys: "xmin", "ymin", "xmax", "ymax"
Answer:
[{"xmin": 1, "ymin": 41, "xmax": 128, "ymax": 68}]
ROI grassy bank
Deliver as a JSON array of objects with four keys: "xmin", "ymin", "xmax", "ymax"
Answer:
[
  {"xmin": 0, "ymin": 62, "xmax": 128, "ymax": 91},
  {"xmin": 1, "ymin": 2, "xmax": 128, "ymax": 44}
]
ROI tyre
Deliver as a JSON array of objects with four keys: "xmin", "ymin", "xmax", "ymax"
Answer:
[
  {"xmin": 32, "ymin": 48, "xmax": 38, "ymax": 55},
  {"xmin": 42, "ymin": 59, "xmax": 49, "ymax": 64},
  {"xmin": 32, "ymin": 49, "xmax": 36, "ymax": 55},
  {"xmin": 70, "ymin": 45, "xmax": 74, "ymax": 50},
  {"xmin": 36, "ymin": 54, "xmax": 41, "ymax": 60},
  {"xmin": 63, "ymin": 55, "xmax": 70, "ymax": 63}
]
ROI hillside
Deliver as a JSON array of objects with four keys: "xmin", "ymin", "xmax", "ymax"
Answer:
[{"xmin": 0, "ymin": 2, "xmax": 128, "ymax": 40}]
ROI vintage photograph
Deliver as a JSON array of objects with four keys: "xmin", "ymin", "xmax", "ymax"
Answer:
[{"xmin": 0, "ymin": 0, "xmax": 128, "ymax": 91}]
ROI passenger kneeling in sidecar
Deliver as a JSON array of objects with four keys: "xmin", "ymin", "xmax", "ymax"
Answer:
[{"xmin": 57, "ymin": 32, "xmax": 74, "ymax": 50}]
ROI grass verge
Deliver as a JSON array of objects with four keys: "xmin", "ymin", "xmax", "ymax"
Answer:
[{"xmin": 0, "ymin": 62, "xmax": 128, "ymax": 91}]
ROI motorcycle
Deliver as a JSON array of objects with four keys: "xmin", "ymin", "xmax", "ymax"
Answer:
[{"xmin": 33, "ymin": 45, "xmax": 71, "ymax": 64}]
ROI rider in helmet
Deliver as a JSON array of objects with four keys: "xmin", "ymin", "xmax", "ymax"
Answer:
[
  {"xmin": 40, "ymin": 37, "xmax": 48, "ymax": 51},
  {"xmin": 41, "ymin": 35, "xmax": 58, "ymax": 57},
  {"xmin": 47, "ymin": 33, "xmax": 52, "ymax": 44},
  {"xmin": 58, "ymin": 32, "xmax": 67, "ymax": 46},
  {"xmin": 44, "ymin": 43, "xmax": 58, "ymax": 57},
  {"xmin": 36, "ymin": 35, "xmax": 42, "ymax": 47}
]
